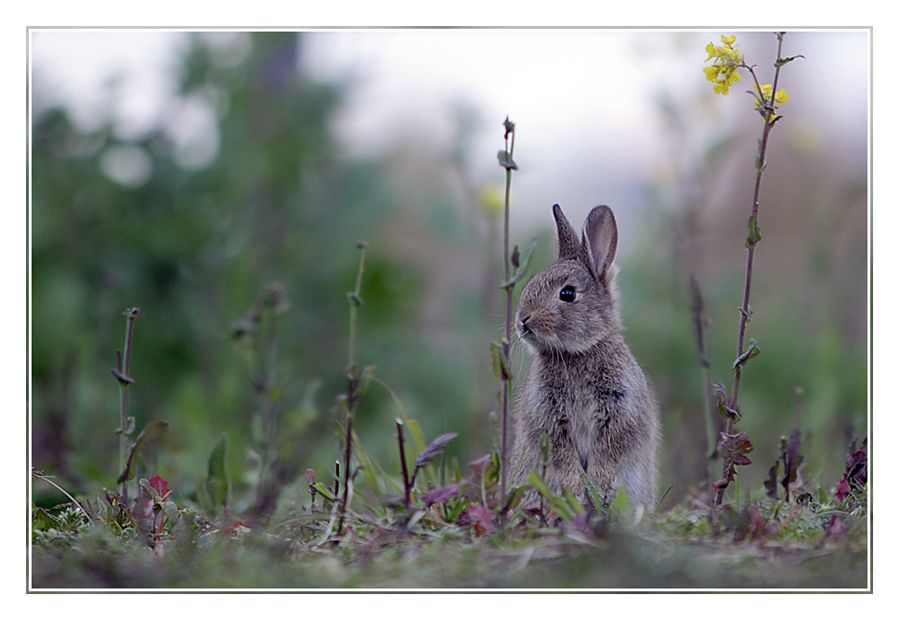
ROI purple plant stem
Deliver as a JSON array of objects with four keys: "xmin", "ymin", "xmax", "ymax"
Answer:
[
  {"xmin": 715, "ymin": 33, "xmax": 786, "ymax": 506},
  {"xmin": 395, "ymin": 418, "xmax": 411, "ymax": 507},
  {"xmin": 500, "ymin": 122, "xmax": 516, "ymax": 516}
]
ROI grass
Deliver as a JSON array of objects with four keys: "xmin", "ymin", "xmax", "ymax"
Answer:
[{"xmin": 31, "ymin": 488, "xmax": 867, "ymax": 589}]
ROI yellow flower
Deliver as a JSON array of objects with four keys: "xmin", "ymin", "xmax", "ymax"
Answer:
[
  {"xmin": 754, "ymin": 84, "xmax": 791, "ymax": 115},
  {"xmin": 703, "ymin": 34, "xmax": 744, "ymax": 95}
]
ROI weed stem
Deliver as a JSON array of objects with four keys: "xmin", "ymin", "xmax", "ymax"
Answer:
[
  {"xmin": 715, "ymin": 33, "xmax": 787, "ymax": 505},
  {"xmin": 113, "ymin": 307, "xmax": 140, "ymax": 504},
  {"xmin": 500, "ymin": 118, "xmax": 516, "ymax": 517},
  {"xmin": 337, "ymin": 241, "xmax": 368, "ymax": 537}
]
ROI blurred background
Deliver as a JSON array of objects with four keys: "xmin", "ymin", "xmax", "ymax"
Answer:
[{"xmin": 30, "ymin": 30, "xmax": 868, "ymax": 513}]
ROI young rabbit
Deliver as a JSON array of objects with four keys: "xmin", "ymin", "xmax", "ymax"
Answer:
[{"xmin": 509, "ymin": 204, "xmax": 660, "ymax": 516}]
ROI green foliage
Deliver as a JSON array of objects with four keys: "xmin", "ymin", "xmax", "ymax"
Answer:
[
  {"xmin": 117, "ymin": 421, "xmax": 169, "ymax": 484},
  {"xmin": 203, "ymin": 436, "xmax": 229, "ymax": 514}
]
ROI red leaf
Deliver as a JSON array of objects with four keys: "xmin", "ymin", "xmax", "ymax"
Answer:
[
  {"xmin": 835, "ymin": 478, "xmax": 851, "ymax": 502},
  {"xmin": 459, "ymin": 504, "xmax": 496, "ymax": 536},
  {"xmin": 148, "ymin": 475, "xmax": 170, "ymax": 500},
  {"xmin": 223, "ymin": 520, "xmax": 251, "ymax": 536},
  {"xmin": 421, "ymin": 484, "xmax": 460, "ymax": 505}
]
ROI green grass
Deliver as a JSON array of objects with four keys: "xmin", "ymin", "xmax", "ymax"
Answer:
[{"xmin": 31, "ymin": 468, "xmax": 868, "ymax": 590}]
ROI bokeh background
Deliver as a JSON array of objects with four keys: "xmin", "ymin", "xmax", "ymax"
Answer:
[{"xmin": 30, "ymin": 30, "xmax": 868, "ymax": 513}]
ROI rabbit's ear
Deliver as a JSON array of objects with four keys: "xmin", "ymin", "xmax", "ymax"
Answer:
[
  {"xmin": 582, "ymin": 205, "xmax": 618, "ymax": 286},
  {"xmin": 553, "ymin": 204, "xmax": 583, "ymax": 261}
]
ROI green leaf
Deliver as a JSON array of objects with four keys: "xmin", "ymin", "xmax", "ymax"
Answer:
[
  {"xmin": 313, "ymin": 482, "xmax": 336, "ymax": 502},
  {"xmin": 205, "ymin": 435, "xmax": 230, "ymax": 513},
  {"xmin": 116, "ymin": 421, "xmax": 169, "ymax": 484},
  {"xmin": 502, "ymin": 485, "xmax": 526, "ymax": 513},
  {"xmin": 712, "ymin": 382, "xmax": 741, "ymax": 421},
  {"xmin": 490, "ymin": 340, "xmax": 512, "ymax": 381},
  {"xmin": 745, "ymin": 215, "xmax": 761, "ymax": 249},
  {"xmin": 358, "ymin": 365, "xmax": 376, "ymax": 400},
  {"xmin": 351, "ymin": 430, "xmax": 383, "ymax": 497},
  {"xmin": 774, "ymin": 55, "xmax": 805, "ymax": 68},
  {"xmin": 497, "ymin": 150, "xmax": 518, "ymax": 171},
  {"xmin": 527, "ymin": 472, "xmax": 574, "ymax": 521},
  {"xmin": 614, "ymin": 487, "xmax": 634, "ymax": 520},
  {"xmin": 576, "ymin": 465, "xmax": 605, "ymax": 511},
  {"xmin": 733, "ymin": 338, "xmax": 762, "ymax": 370},
  {"xmin": 163, "ymin": 501, "xmax": 179, "ymax": 521},
  {"xmin": 500, "ymin": 238, "xmax": 537, "ymax": 289},
  {"xmin": 540, "ymin": 433, "xmax": 552, "ymax": 468},
  {"xmin": 405, "ymin": 419, "xmax": 427, "ymax": 454},
  {"xmin": 32, "ymin": 507, "xmax": 59, "ymax": 531},
  {"xmin": 563, "ymin": 490, "xmax": 586, "ymax": 515}
]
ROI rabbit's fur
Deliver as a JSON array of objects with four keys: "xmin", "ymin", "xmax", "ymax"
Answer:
[{"xmin": 510, "ymin": 204, "xmax": 660, "ymax": 513}]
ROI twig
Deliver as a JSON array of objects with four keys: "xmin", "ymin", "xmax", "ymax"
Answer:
[
  {"xmin": 689, "ymin": 275, "xmax": 719, "ymax": 486},
  {"xmin": 499, "ymin": 117, "xmax": 517, "ymax": 516},
  {"xmin": 337, "ymin": 241, "xmax": 368, "ymax": 537},
  {"xmin": 31, "ymin": 469, "xmax": 94, "ymax": 525},
  {"xmin": 396, "ymin": 418, "xmax": 411, "ymax": 507},
  {"xmin": 332, "ymin": 460, "xmax": 340, "ymax": 507},
  {"xmin": 111, "ymin": 307, "xmax": 140, "ymax": 504}
]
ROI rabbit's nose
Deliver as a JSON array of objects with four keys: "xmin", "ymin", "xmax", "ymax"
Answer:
[{"xmin": 520, "ymin": 314, "xmax": 532, "ymax": 333}]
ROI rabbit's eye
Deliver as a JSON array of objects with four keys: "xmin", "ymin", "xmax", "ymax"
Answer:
[{"xmin": 559, "ymin": 285, "xmax": 577, "ymax": 303}]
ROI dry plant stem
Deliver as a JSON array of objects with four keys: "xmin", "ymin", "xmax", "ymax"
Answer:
[
  {"xmin": 337, "ymin": 244, "xmax": 367, "ymax": 537},
  {"xmin": 333, "ymin": 460, "xmax": 340, "ymax": 506},
  {"xmin": 689, "ymin": 276, "xmax": 717, "ymax": 484},
  {"xmin": 114, "ymin": 308, "xmax": 140, "ymax": 503},
  {"xmin": 715, "ymin": 33, "xmax": 785, "ymax": 505},
  {"xmin": 31, "ymin": 470, "xmax": 94, "ymax": 524},
  {"xmin": 500, "ymin": 125, "xmax": 516, "ymax": 515},
  {"xmin": 395, "ymin": 419, "xmax": 411, "ymax": 506},
  {"xmin": 348, "ymin": 246, "xmax": 367, "ymax": 371},
  {"xmin": 262, "ymin": 312, "xmax": 279, "ymax": 450},
  {"xmin": 336, "ymin": 415, "xmax": 353, "ymax": 536}
]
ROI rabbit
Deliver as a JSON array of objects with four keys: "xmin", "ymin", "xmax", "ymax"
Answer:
[{"xmin": 509, "ymin": 204, "xmax": 660, "ymax": 518}]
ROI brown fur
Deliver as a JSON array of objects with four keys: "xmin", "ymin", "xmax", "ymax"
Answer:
[{"xmin": 509, "ymin": 205, "xmax": 660, "ymax": 511}]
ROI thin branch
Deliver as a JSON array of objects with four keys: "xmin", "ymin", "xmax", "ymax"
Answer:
[
  {"xmin": 715, "ymin": 33, "xmax": 788, "ymax": 505},
  {"xmin": 396, "ymin": 418, "xmax": 411, "ymax": 507},
  {"xmin": 32, "ymin": 469, "xmax": 94, "ymax": 525},
  {"xmin": 112, "ymin": 307, "xmax": 140, "ymax": 504},
  {"xmin": 337, "ymin": 241, "xmax": 368, "ymax": 538},
  {"xmin": 499, "ymin": 117, "xmax": 517, "ymax": 517}
]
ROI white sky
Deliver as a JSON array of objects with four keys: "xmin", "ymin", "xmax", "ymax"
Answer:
[{"xmin": 30, "ymin": 30, "xmax": 869, "ymax": 231}]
